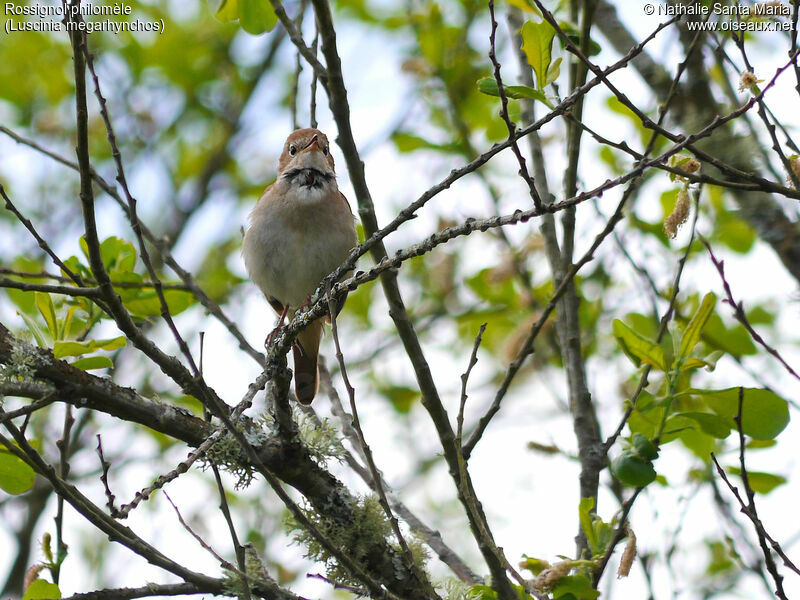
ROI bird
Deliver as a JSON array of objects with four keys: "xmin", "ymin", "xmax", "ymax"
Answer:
[{"xmin": 243, "ymin": 128, "xmax": 357, "ymax": 404}]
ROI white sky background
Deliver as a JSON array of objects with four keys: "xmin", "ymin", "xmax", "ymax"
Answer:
[{"xmin": 1, "ymin": 1, "xmax": 800, "ymax": 599}]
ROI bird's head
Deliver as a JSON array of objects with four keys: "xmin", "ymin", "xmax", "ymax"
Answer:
[{"xmin": 277, "ymin": 129, "xmax": 336, "ymax": 192}]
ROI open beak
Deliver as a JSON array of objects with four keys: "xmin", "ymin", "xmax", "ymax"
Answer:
[{"xmin": 302, "ymin": 134, "xmax": 321, "ymax": 153}]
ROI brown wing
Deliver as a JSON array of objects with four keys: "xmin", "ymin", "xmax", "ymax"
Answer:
[
  {"xmin": 322, "ymin": 191, "xmax": 358, "ymax": 322},
  {"xmin": 339, "ymin": 191, "xmax": 354, "ymax": 215}
]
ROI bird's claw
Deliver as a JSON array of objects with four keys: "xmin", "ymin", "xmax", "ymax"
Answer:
[{"xmin": 265, "ymin": 325, "xmax": 284, "ymax": 348}]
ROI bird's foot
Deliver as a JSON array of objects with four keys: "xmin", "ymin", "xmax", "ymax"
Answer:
[
  {"xmin": 264, "ymin": 325, "xmax": 284, "ymax": 348},
  {"xmin": 265, "ymin": 304, "xmax": 291, "ymax": 348},
  {"xmin": 296, "ymin": 295, "xmax": 313, "ymax": 314}
]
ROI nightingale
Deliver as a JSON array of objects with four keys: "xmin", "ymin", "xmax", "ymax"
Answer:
[{"xmin": 243, "ymin": 128, "xmax": 357, "ymax": 404}]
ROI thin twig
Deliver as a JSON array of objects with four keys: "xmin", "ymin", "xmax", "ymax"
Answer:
[
  {"xmin": 318, "ymin": 361, "xmax": 482, "ymax": 584},
  {"xmin": 487, "ymin": 0, "xmax": 542, "ymax": 212},
  {"xmin": 52, "ymin": 404, "xmax": 75, "ymax": 584},
  {"xmin": 210, "ymin": 462, "xmax": 250, "ymax": 600},
  {"xmin": 83, "ymin": 40, "xmax": 199, "ymax": 377},
  {"xmin": 592, "ymin": 193, "xmax": 702, "ymax": 584},
  {"xmin": 710, "ymin": 391, "xmax": 796, "ymax": 599},
  {"xmin": 0, "ymin": 416, "xmax": 232, "ymax": 593},
  {"xmin": 701, "ymin": 236, "xmax": 800, "ymax": 383},
  {"xmin": 0, "ymin": 185, "xmax": 90, "ymax": 291},
  {"xmin": 162, "ymin": 491, "xmax": 240, "ymax": 573},
  {"xmin": 0, "ymin": 268, "xmax": 191, "ymax": 290},
  {"xmin": 57, "ymin": 582, "xmax": 215, "ymax": 600},
  {"xmin": 457, "ymin": 324, "xmax": 486, "ymax": 449},
  {"xmin": 0, "ymin": 277, "xmax": 102, "ymax": 298},
  {"xmin": 0, "ymin": 391, "xmax": 58, "ymax": 422},
  {"xmin": 0, "ymin": 128, "xmax": 264, "ymax": 364},
  {"xmin": 325, "ymin": 283, "xmax": 439, "ymax": 599}
]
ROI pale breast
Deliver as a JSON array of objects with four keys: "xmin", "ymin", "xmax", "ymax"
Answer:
[{"xmin": 243, "ymin": 186, "xmax": 356, "ymax": 310}]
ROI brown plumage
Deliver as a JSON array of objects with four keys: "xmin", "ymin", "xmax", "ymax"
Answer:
[{"xmin": 242, "ymin": 129, "xmax": 357, "ymax": 404}]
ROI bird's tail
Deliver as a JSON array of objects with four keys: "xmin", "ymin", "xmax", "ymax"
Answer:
[{"xmin": 293, "ymin": 319, "xmax": 323, "ymax": 404}]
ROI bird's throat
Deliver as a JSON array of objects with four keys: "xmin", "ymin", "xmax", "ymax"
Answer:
[{"xmin": 282, "ymin": 167, "xmax": 334, "ymax": 191}]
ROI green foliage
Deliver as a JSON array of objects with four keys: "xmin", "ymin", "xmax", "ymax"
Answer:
[
  {"xmin": 705, "ymin": 539, "xmax": 737, "ymax": 576},
  {"xmin": 476, "ymin": 77, "xmax": 551, "ymax": 107},
  {"xmin": 555, "ymin": 21, "xmax": 602, "ymax": 56},
  {"xmin": 469, "ymin": 583, "xmax": 534, "ymax": 600},
  {"xmin": 706, "ymin": 186, "xmax": 756, "ymax": 254},
  {"xmin": 612, "ymin": 318, "xmax": 666, "ymax": 370},
  {"xmin": 22, "ymin": 579, "xmax": 61, "ymax": 600},
  {"xmin": 578, "ymin": 498, "xmax": 614, "ymax": 556},
  {"xmin": 551, "ymin": 575, "xmax": 599, "ymax": 600},
  {"xmin": 520, "ymin": 20, "xmax": 557, "ymax": 89},
  {"xmin": 391, "ymin": 132, "xmax": 457, "ymax": 153},
  {"xmin": 726, "ymin": 467, "xmax": 786, "ymax": 494},
  {"xmin": 688, "ymin": 388, "xmax": 789, "ymax": 440},
  {"xmin": 606, "ymin": 96, "xmax": 667, "ymax": 151},
  {"xmin": 53, "ymin": 336, "xmax": 126, "ymax": 359},
  {"xmin": 13, "ymin": 290, "xmax": 125, "ymax": 371},
  {"xmin": 0, "ymin": 444, "xmax": 36, "ymax": 495},
  {"xmin": 65, "ymin": 236, "xmax": 194, "ymax": 320},
  {"xmin": 215, "ymin": 0, "xmax": 278, "ymax": 34},
  {"xmin": 612, "ymin": 446, "xmax": 657, "ymax": 487},
  {"xmin": 0, "ymin": 0, "xmax": 796, "ymax": 595},
  {"xmin": 615, "ymin": 293, "xmax": 790, "ymax": 476},
  {"xmin": 678, "ymin": 292, "xmax": 716, "ymax": 361},
  {"xmin": 374, "ymin": 383, "xmax": 420, "ymax": 414}
]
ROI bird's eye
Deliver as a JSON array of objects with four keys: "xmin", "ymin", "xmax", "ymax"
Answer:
[
  {"xmin": 322, "ymin": 145, "xmax": 329, "ymax": 156},
  {"xmin": 289, "ymin": 145, "xmax": 297, "ymax": 156}
]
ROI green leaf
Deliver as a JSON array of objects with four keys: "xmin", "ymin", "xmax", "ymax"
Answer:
[
  {"xmin": 35, "ymin": 293, "xmax": 58, "ymax": 341},
  {"xmin": 746, "ymin": 439, "xmax": 776, "ymax": 449},
  {"xmin": 520, "ymin": 20, "xmax": 556, "ymax": 89},
  {"xmin": 632, "ymin": 432, "xmax": 659, "ymax": 460},
  {"xmin": 716, "ymin": 213, "xmax": 756, "ymax": 254},
  {"xmin": 0, "ymin": 447, "xmax": 36, "ymax": 495},
  {"xmin": 703, "ymin": 314, "xmax": 756, "ymax": 358},
  {"xmin": 469, "ymin": 585, "xmax": 498, "ymax": 600},
  {"xmin": 238, "ymin": 0, "xmax": 277, "ymax": 34},
  {"xmin": 681, "ymin": 350, "xmax": 723, "ymax": 372},
  {"xmin": 71, "ymin": 356, "xmax": 114, "ymax": 371},
  {"xmin": 545, "ymin": 56, "xmax": 562, "ymax": 86},
  {"xmin": 393, "ymin": 132, "xmax": 434, "ymax": 152},
  {"xmin": 57, "ymin": 306, "xmax": 77, "ymax": 342},
  {"xmin": 678, "ymin": 292, "xmax": 716, "ymax": 360},
  {"xmin": 377, "ymin": 385, "xmax": 419, "ymax": 414},
  {"xmin": 557, "ymin": 20, "xmax": 602, "ymax": 56},
  {"xmin": 53, "ymin": 336, "xmax": 126, "ymax": 359},
  {"xmin": 692, "ymin": 388, "xmax": 790, "ymax": 440},
  {"xmin": 17, "ymin": 311, "xmax": 49, "ymax": 348},
  {"xmin": 578, "ymin": 497, "xmax": 596, "ymax": 551},
  {"xmin": 612, "ymin": 319, "xmax": 666, "ymax": 370},
  {"xmin": 677, "ymin": 425, "xmax": 718, "ymax": 460},
  {"xmin": 506, "ymin": 0, "xmax": 539, "ymax": 13},
  {"xmin": 390, "ymin": 132, "xmax": 456, "ymax": 154},
  {"xmin": 726, "ymin": 468, "xmax": 786, "ymax": 494},
  {"xmin": 552, "ymin": 575, "xmax": 600, "ymax": 599},
  {"xmin": 216, "ymin": 0, "xmax": 238, "ymax": 21},
  {"xmin": 675, "ymin": 412, "xmax": 731, "ymax": 438},
  {"xmin": 520, "ymin": 555, "xmax": 550, "ymax": 575},
  {"xmin": 122, "ymin": 288, "xmax": 193, "ymax": 318},
  {"xmin": 82, "ymin": 236, "xmax": 137, "ymax": 274},
  {"xmin": 23, "ymin": 579, "xmax": 61, "ymax": 600},
  {"xmin": 612, "ymin": 452, "xmax": 657, "ymax": 487},
  {"xmin": 476, "ymin": 77, "xmax": 550, "ymax": 105},
  {"xmin": 53, "ymin": 341, "xmax": 93, "ymax": 359}
]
